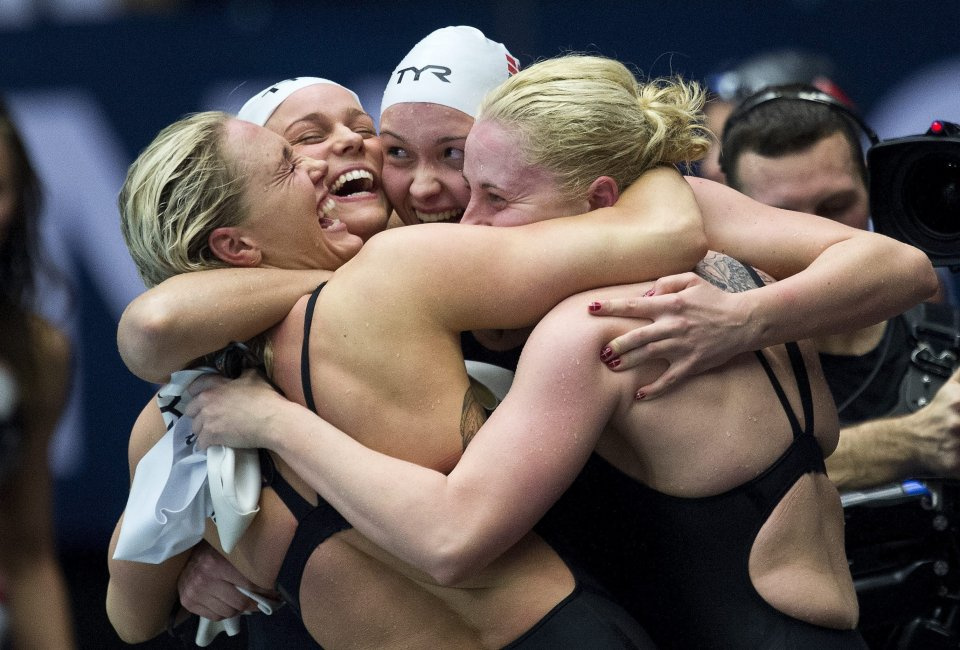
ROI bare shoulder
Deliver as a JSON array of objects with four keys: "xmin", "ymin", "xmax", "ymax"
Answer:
[{"xmin": 127, "ymin": 396, "xmax": 166, "ymax": 474}]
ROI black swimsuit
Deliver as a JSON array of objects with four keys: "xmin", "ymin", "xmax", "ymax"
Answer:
[
  {"xmin": 265, "ymin": 283, "xmax": 653, "ymax": 648},
  {"xmin": 537, "ymin": 340, "xmax": 866, "ymax": 649},
  {"xmin": 269, "ymin": 283, "xmax": 351, "ymax": 618}
]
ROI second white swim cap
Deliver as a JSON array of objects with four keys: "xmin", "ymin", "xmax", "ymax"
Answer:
[
  {"xmin": 237, "ymin": 77, "xmax": 361, "ymax": 126},
  {"xmin": 380, "ymin": 25, "xmax": 519, "ymax": 120}
]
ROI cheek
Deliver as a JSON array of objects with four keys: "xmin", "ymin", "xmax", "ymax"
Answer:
[
  {"xmin": 295, "ymin": 142, "xmax": 330, "ymax": 161},
  {"xmin": 439, "ymin": 169, "xmax": 471, "ymax": 209},
  {"xmin": 365, "ymin": 138, "xmax": 384, "ymax": 167},
  {"xmin": 382, "ymin": 164, "xmax": 412, "ymax": 205}
]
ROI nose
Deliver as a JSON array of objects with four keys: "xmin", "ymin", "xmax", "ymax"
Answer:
[
  {"xmin": 461, "ymin": 194, "xmax": 488, "ymax": 225},
  {"xmin": 409, "ymin": 164, "xmax": 441, "ymax": 200},
  {"xmin": 328, "ymin": 123, "xmax": 364, "ymax": 154}
]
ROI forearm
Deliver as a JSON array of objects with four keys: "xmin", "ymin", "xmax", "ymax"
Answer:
[
  {"xmin": 261, "ymin": 403, "xmax": 482, "ymax": 584},
  {"xmin": 606, "ymin": 166, "xmax": 708, "ymax": 278},
  {"xmin": 740, "ymin": 236, "xmax": 935, "ymax": 352},
  {"xmin": 118, "ymin": 268, "xmax": 331, "ymax": 382},
  {"xmin": 827, "ymin": 417, "xmax": 924, "ymax": 490}
]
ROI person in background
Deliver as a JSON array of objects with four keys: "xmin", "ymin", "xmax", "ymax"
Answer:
[
  {"xmin": 697, "ymin": 48, "xmax": 845, "ymax": 184},
  {"xmin": 716, "ymin": 83, "xmax": 960, "ymax": 491},
  {"xmin": 0, "ymin": 98, "xmax": 76, "ymax": 649}
]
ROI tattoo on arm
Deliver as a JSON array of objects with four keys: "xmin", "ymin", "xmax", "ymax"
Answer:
[{"xmin": 694, "ymin": 251, "xmax": 772, "ymax": 293}]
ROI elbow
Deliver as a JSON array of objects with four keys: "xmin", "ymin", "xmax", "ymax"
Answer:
[
  {"xmin": 106, "ymin": 592, "xmax": 165, "ymax": 644},
  {"xmin": 898, "ymin": 242, "xmax": 939, "ymax": 305},
  {"xmin": 425, "ymin": 530, "xmax": 500, "ymax": 587},
  {"xmin": 117, "ymin": 294, "xmax": 180, "ymax": 382},
  {"xmin": 916, "ymin": 251, "xmax": 940, "ymax": 303},
  {"xmin": 428, "ymin": 548, "xmax": 486, "ymax": 587}
]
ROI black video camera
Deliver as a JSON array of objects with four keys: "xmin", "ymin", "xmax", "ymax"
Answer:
[{"xmin": 869, "ymin": 120, "xmax": 960, "ymax": 269}]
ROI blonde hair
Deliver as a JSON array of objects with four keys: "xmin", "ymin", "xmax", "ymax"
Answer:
[
  {"xmin": 119, "ymin": 111, "xmax": 248, "ymax": 288},
  {"xmin": 477, "ymin": 54, "xmax": 710, "ymax": 199}
]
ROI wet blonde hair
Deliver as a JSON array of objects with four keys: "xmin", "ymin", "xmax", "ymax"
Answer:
[
  {"xmin": 477, "ymin": 54, "xmax": 710, "ymax": 199},
  {"xmin": 119, "ymin": 111, "xmax": 248, "ymax": 288}
]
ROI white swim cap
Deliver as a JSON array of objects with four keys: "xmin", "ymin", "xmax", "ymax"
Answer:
[
  {"xmin": 237, "ymin": 77, "xmax": 361, "ymax": 126},
  {"xmin": 380, "ymin": 25, "xmax": 519, "ymax": 120}
]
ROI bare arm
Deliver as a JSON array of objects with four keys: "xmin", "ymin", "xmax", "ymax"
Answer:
[
  {"xmin": 592, "ymin": 177, "xmax": 938, "ymax": 396},
  {"xmin": 187, "ymin": 299, "xmax": 617, "ymax": 586},
  {"xmin": 0, "ymin": 321, "xmax": 76, "ymax": 649},
  {"xmin": 827, "ymin": 367, "xmax": 960, "ymax": 490},
  {"xmin": 118, "ymin": 268, "xmax": 332, "ymax": 383},
  {"xmin": 106, "ymin": 397, "xmax": 191, "ymax": 643},
  {"xmin": 356, "ymin": 166, "xmax": 706, "ymax": 333}
]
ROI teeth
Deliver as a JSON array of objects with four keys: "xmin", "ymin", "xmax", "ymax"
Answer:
[
  {"xmin": 320, "ymin": 198, "xmax": 336, "ymax": 216},
  {"xmin": 415, "ymin": 208, "xmax": 464, "ymax": 223},
  {"xmin": 330, "ymin": 169, "xmax": 374, "ymax": 194}
]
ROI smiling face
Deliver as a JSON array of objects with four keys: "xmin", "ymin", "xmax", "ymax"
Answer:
[
  {"xmin": 461, "ymin": 120, "xmax": 589, "ymax": 226},
  {"xmin": 264, "ymin": 84, "xmax": 390, "ymax": 241},
  {"xmin": 380, "ymin": 102, "xmax": 474, "ymax": 225},
  {"xmin": 224, "ymin": 118, "xmax": 363, "ymax": 271}
]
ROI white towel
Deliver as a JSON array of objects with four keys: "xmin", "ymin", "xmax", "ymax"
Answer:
[
  {"xmin": 113, "ymin": 368, "xmax": 261, "ymax": 562},
  {"xmin": 465, "ymin": 360, "xmax": 514, "ymax": 404}
]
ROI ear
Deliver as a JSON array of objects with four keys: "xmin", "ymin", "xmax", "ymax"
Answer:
[
  {"xmin": 587, "ymin": 176, "xmax": 619, "ymax": 210},
  {"xmin": 208, "ymin": 227, "xmax": 262, "ymax": 267}
]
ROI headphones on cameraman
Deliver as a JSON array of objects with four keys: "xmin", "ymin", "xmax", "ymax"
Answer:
[{"xmin": 719, "ymin": 87, "xmax": 880, "ymax": 176}]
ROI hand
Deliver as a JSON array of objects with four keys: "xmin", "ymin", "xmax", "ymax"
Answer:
[
  {"xmin": 590, "ymin": 272, "xmax": 757, "ymax": 399},
  {"xmin": 908, "ymin": 366, "xmax": 960, "ymax": 477},
  {"xmin": 186, "ymin": 370, "xmax": 288, "ymax": 450},
  {"xmin": 178, "ymin": 541, "xmax": 276, "ymax": 620}
]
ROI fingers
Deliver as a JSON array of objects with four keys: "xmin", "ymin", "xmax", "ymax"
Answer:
[
  {"xmin": 179, "ymin": 544, "xmax": 261, "ymax": 619},
  {"xmin": 634, "ymin": 363, "xmax": 689, "ymax": 401},
  {"xmin": 588, "ymin": 273, "xmax": 699, "ymax": 317},
  {"xmin": 180, "ymin": 583, "xmax": 258, "ymax": 620}
]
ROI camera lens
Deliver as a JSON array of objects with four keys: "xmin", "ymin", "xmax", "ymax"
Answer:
[{"xmin": 903, "ymin": 153, "xmax": 960, "ymax": 237}]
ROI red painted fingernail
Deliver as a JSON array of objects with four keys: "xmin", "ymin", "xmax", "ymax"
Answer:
[
  {"xmin": 607, "ymin": 358, "xmax": 621, "ymax": 369},
  {"xmin": 636, "ymin": 390, "xmax": 647, "ymax": 400},
  {"xmin": 644, "ymin": 289, "xmax": 656, "ymax": 297},
  {"xmin": 600, "ymin": 346, "xmax": 614, "ymax": 361},
  {"xmin": 588, "ymin": 302, "xmax": 601, "ymax": 312}
]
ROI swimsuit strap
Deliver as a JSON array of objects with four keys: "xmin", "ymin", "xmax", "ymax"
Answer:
[
  {"xmin": 742, "ymin": 263, "xmax": 814, "ymax": 438},
  {"xmin": 301, "ymin": 283, "xmax": 326, "ymax": 414}
]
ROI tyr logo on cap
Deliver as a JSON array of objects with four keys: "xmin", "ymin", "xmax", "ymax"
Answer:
[{"xmin": 395, "ymin": 65, "xmax": 453, "ymax": 84}]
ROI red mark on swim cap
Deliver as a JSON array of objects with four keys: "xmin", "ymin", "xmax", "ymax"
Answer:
[{"xmin": 506, "ymin": 54, "xmax": 519, "ymax": 75}]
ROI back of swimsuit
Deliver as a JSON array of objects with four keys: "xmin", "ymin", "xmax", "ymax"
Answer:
[
  {"xmin": 269, "ymin": 283, "xmax": 352, "ymax": 619},
  {"xmin": 537, "ymin": 269, "xmax": 865, "ymax": 649}
]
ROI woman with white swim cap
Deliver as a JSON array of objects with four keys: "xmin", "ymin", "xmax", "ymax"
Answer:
[{"xmin": 379, "ymin": 25, "xmax": 518, "ymax": 226}]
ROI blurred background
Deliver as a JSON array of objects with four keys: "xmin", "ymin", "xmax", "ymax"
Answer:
[{"xmin": 0, "ymin": 0, "xmax": 957, "ymax": 646}]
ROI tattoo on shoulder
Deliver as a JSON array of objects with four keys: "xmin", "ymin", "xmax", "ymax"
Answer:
[{"xmin": 694, "ymin": 251, "xmax": 768, "ymax": 293}]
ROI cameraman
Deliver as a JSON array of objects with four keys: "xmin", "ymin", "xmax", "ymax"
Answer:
[{"xmin": 718, "ymin": 84, "xmax": 960, "ymax": 492}]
